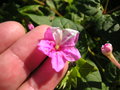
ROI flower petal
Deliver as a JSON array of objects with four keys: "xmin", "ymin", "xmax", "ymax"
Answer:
[
  {"xmin": 44, "ymin": 27, "xmax": 54, "ymax": 41},
  {"xmin": 38, "ymin": 40, "xmax": 55, "ymax": 56},
  {"xmin": 62, "ymin": 47, "xmax": 81, "ymax": 62},
  {"xmin": 61, "ymin": 29, "xmax": 79, "ymax": 47},
  {"xmin": 51, "ymin": 51, "xmax": 66, "ymax": 72},
  {"xmin": 51, "ymin": 27, "xmax": 63, "ymax": 45},
  {"xmin": 101, "ymin": 43, "xmax": 113, "ymax": 56}
]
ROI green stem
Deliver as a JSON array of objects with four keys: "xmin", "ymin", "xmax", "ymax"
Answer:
[
  {"xmin": 34, "ymin": 0, "xmax": 45, "ymax": 5},
  {"xmin": 104, "ymin": 0, "xmax": 109, "ymax": 13}
]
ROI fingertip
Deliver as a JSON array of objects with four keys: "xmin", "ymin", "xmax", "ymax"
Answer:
[
  {"xmin": 0, "ymin": 21, "xmax": 26, "ymax": 53},
  {"xmin": 0, "ymin": 21, "xmax": 26, "ymax": 34}
]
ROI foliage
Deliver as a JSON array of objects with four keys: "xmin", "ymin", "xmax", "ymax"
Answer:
[{"xmin": 0, "ymin": 0, "xmax": 120, "ymax": 90}]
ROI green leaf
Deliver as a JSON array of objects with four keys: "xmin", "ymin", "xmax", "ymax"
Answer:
[
  {"xmin": 52, "ymin": 17, "xmax": 84, "ymax": 31},
  {"xmin": 78, "ymin": 0, "xmax": 101, "ymax": 16},
  {"xmin": 64, "ymin": 0, "xmax": 73, "ymax": 4},
  {"xmin": 76, "ymin": 59, "xmax": 103, "ymax": 90},
  {"xmin": 57, "ymin": 58, "xmax": 98, "ymax": 90},
  {"xmin": 77, "ymin": 58, "xmax": 98, "ymax": 77},
  {"xmin": 113, "ymin": 24, "xmax": 120, "ymax": 31},
  {"xmin": 25, "ymin": 14, "xmax": 51, "ymax": 25},
  {"xmin": 79, "ymin": 71, "xmax": 102, "ymax": 90},
  {"xmin": 102, "ymin": 83, "xmax": 109, "ymax": 90},
  {"xmin": 102, "ymin": 15, "xmax": 114, "ymax": 31},
  {"xmin": 19, "ymin": 5, "xmax": 40, "ymax": 13},
  {"xmin": 18, "ymin": 5, "xmax": 44, "ymax": 15},
  {"xmin": 46, "ymin": 0, "xmax": 56, "ymax": 9}
]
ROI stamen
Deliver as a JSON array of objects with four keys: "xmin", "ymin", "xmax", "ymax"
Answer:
[{"xmin": 55, "ymin": 45, "xmax": 60, "ymax": 50}]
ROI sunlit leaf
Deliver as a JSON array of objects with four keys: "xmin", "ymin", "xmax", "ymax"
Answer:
[
  {"xmin": 25, "ymin": 14, "xmax": 51, "ymax": 25},
  {"xmin": 52, "ymin": 17, "xmax": 84, "ymax": 31}
]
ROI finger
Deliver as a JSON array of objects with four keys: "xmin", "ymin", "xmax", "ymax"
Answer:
[
  {"xmin": 18, "ymin": 58, "xmax": 68, "ymax": 90},
  {"xmin": 0, "ymin": 25, "xmax": 50, "ymax": 90},
  {"xmin": 0, "ymin": 21, "xmax": 25, "ymax": 54}
]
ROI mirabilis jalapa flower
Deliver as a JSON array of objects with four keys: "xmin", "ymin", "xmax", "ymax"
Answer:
[
  {"xmin": 38, "ymin": 27, "xmax": 81, "ymax": 72},
  {"xmin": 101, "ymin": 43, "xmax": 120, "ymax": 69}
]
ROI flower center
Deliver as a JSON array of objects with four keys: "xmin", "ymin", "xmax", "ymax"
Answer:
[{"xmin": 55, "ymin": 45, "xmax": 60, "ymax": 50}]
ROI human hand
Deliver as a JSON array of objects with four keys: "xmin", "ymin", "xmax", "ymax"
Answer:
[{"xmin": 0, "ymin": 21, "xmax": 68, "ymax": 90}]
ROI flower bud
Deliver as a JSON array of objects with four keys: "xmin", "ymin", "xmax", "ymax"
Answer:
[
  {"xmin": 101, "ymin": 43, "xmax": 120, "ymax": 69},
  {"xmin": 101, "ymin": 43, "xmax": 113, "ymax": 56},
  {"xmin": 28, "ymin": 23, "xmax": 35, "ymax": 30}
]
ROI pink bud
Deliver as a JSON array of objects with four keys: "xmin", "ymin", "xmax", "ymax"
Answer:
[
  {"xmin": 101, "ymin": 43, "xmax": 113, "ymax": 56},
  {"xmin": 101, "ymin": 43, "xmax": 120, "ymax": 69},
  {"xmin": 28, "ymin": 23, "xmax": 35, "ymax": 30}
]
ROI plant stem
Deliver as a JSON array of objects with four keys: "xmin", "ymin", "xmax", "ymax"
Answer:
[
  {"xmin": 50, "ymin": 8, "xmax": 63, "ymax": 17},
  {"xmin": 34, "ymin": 0, "xmax": 62, "ymax": 16},
  {"xmin": 34, "ymin": 0, "xmax": 45, "ymax": 5},
  {"xmin": 103, "ymin": 0, "xmax": 109, "ymax": 14},
  {"xmin": 107, "ymin": 54, "xmax": 120, "ymax": 69},
  {"xmin": 107, "ymin": 6, "xmax": 120, "ymax": 13}
]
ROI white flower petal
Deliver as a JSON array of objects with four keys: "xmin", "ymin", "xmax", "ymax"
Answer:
[{"xmin": 50, "ymin": 27, "xmax": 62, "ymax": 45}]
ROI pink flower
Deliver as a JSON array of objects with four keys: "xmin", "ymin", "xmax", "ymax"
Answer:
[
  {"xmin": 101, "ymin": 43, "xmax": 113, "ymax": 56},
  {"xmin": 28, "ymin": 23, "xmax": 35, "ymax": 30},
  {"xmin": 38, "ymin": 27, "xmax": 81, "ymax": 72},
  {"xmin": 101, "ymin": 43, "xmax": 120, "ymax": 69}
]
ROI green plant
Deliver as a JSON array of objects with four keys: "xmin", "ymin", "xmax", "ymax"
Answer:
[{"xmin": 0, "ymin": 0, "xmax": 120, "ymax": 89}]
